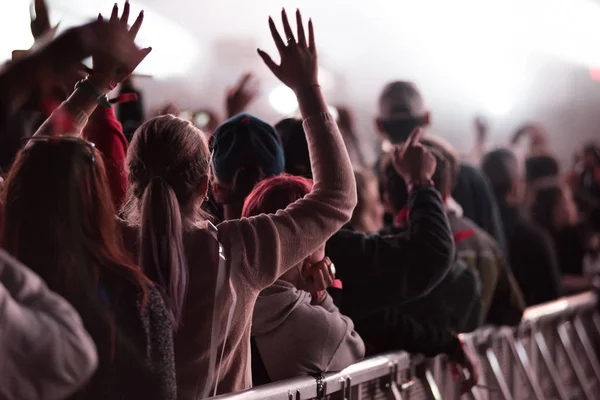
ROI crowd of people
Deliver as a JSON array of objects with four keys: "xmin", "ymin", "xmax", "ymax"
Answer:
[{"xmin": 1, "ymin": 1, "xmax": 600, "ymax": 399}]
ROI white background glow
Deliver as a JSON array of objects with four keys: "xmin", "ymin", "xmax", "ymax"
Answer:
[
  {"xmin": 2, "ymin": 0, "xmax": 600, "ymax": 163},
  {"xmin": 0, "ymin": 0, "xmax": 200, "ymax": 78}
]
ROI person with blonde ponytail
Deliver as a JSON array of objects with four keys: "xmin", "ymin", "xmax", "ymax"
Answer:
[{"xmin": 121, "ymin": 9, "xmax": 357, "ymax": 398}]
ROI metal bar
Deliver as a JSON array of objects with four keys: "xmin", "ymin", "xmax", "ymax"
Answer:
[
  {"xmin": 423, "ymin": 369, "xmax": 442, "ymax": 400},
  {"xmin": 534, "ymin": 330, "xmax": 570, "ymax": 400},
  {"xmin": 573, "ymin": 315, "xmax": 600, "ymax": 383},
  {"xmin": 593, "ymin": 312, "xmax": 600, "ymax": 339},
  {"xmin": 505, "ymin": 333, "xmax": 545, "ymax": 400},
  {"xmin": 485, "ymin": 348, "xmax": 514, "ymax": 400},
  {"xmin": 557, "ymin": 322, "xmax": 594, "ymax": 400}
]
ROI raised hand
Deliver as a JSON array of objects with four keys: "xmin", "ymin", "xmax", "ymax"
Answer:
[
  {"xmin": 258, "ymin": 9, "xmax": 318, "ymax": 93},
  {"xmin": 91, "ymin": 2, "xmax": 151, "ymax": 90},
  {"xmin": 392, "ymin": 128, "xmax": 437, "ymax": 184},
  {"xmin": 30, "ymin": 0, "xmax": 53, "ymax": 40},
  {"xmin": 226, "ymin": 73, "xmax": 259, "ymax": 117}
]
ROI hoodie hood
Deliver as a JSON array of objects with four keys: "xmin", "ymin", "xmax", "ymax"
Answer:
[{"xmin": 252, "ymin": 280, "xmax": 311, "ymax": 336}]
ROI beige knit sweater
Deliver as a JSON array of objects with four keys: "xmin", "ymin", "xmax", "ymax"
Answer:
[{"xmin": 123, "ymin": 113, "xmax": 357, "ymax": 399}]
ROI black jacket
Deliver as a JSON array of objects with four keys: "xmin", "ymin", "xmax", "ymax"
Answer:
[
  {"xmin": 325, "ymin": 186, "xmax": 460, "ymax": 357},
  {"xmin": 500, "ymin": 205, "xmax": 563, "ymax": 306},
  {"xmin": 326, "ymin": 186, "xmax": 455, "ymax": 319},
  {"xmin": 453, "ymin": 163, "xmax": 507, "ymax": 256}
]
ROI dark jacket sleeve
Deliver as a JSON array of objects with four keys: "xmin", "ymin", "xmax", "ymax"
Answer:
[
  {"xmin": 356, "ymin": 312, "xmax": 461, "ymax": 358},
  {"xmin": 326, "ymin": 186, "xmax": 454, "ymax": 314},
  {"xmin": 453, "ymin": 164, "xmax": 507, "ymax": 256}
]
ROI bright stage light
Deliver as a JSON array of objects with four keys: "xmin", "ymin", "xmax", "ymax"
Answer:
[{"xmin": 269, "ymin": 86, "xmax": 298, "ymax": 116}]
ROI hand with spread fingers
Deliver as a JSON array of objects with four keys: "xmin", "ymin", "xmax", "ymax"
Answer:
[
  {"xmin": 90, "ymin": 2, "xmax": 151, "ymax": 91},
  {"xmin": 392, "ymin": 127, "xmax": 437, "ymax": 184},
  {"xmin": 226, "ymin": 73, "xmax": 259, "ymax": 117},
  {"xmin": 258, "ymin": 8, "xmax": 318, "ymax": 93}
]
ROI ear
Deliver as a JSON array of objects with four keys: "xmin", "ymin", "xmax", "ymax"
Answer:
[
  {"xmin": 198, "ymin": 175, "xmax": 209, "ymax": 200},
  {"xmin": 423, "ymin": 112, "xmax": 431, "ymax": 127}
]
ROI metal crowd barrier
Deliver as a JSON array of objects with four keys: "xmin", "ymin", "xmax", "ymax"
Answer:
[{"xmin": 211, "ymin": 291, "xmax": 600, "ymax": 400}]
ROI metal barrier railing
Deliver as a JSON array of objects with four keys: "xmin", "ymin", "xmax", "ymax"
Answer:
[{"xmin": 210, "ymin": 291, "xmax": 600, "ymax": 400}]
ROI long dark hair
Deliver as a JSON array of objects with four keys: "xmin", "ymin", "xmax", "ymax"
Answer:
[
  {"xmin": 1, "ymin": 137, "xmax": 149, "ymax": 356},
  {"xmin": 124, "ymin": 115, "xmax": 211, "ymax": 327}
]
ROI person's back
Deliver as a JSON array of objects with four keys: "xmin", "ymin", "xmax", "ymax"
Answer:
[
  {"xmin": 501, "ymin": 206, "xmax": 563, "ymax": 305},
  {"xmin": 69, "ymin": 277, "xmax": 174, "ymax": 400},
  {"xmin": 1, "ymin": 137, "xmax": 176, "ymax": 400},
  {"xmin": 393, "ymin": 258, "xmax": 482, "ymax": 333},
  {"xmin": 482, "ymin": 149, "xmax": 563, "ymax": 305},
  {"xmin": 123, "ymin": 14, "xmax": 358, "ymax": 398},
  {"xmin": 251, "ymin": 280, "xmax": 364, "ymax": 383},
  {"xmin": 242, "ymin": 175, "xmax": 365, "ymax": 384},
  {"xmin": 447, "ymin": 212, "xmax": 525, "ymax": 326}
]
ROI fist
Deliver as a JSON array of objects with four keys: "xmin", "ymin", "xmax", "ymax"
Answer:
[
  {"xmin": 392, "ymin": 128, "xmax": 437, "ymax": 183},
  {"xmin": 297, "ymin": 257, "xmax": 334, "ymax": 295}
]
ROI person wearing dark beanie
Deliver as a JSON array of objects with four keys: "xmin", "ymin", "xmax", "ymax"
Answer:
[
  {"xmin": 210, "ymin": 113, "xmax": 285, "ymax": 220},
  {"xmin": 482, "ymin": 149, "xmax": 563, "ymax": 305},
  {"xmin": 275, "ymin": 118, "xmax": 312, "ymax": 179}
]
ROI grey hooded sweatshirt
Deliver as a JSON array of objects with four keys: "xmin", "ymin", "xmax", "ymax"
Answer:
[{"xmin": 251, "ymin": 279, "xmax": 365, "ymax": 382}]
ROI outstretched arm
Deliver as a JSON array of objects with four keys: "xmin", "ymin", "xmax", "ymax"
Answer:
[
  {"xmin": 220, "ymin": 9, "xmax": 357, "ymax": 289},
  {"xmin": 33, "ymin": 3, "xmax": 151, "ymax": 138}
]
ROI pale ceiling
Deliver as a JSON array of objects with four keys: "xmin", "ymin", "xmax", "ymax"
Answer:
[{"xmin": 3, "ymin": 0, "xmax": 600, "ymax": 164}]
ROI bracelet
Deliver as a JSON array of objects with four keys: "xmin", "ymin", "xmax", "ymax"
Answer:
[
  {"xmin": 74, "ymin": 77, "xmax": 111, "ymax": 108},
  {"xmin": 407, "ymin": 178, "xmax": 434, "ymax": 192}
]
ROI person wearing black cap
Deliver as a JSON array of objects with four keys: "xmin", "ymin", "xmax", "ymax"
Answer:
[
  {"xmin": 210, "ymin": 113, "xmax": 285, "ymax": 220},
  {"xmin": 375, "ymin": 81, "xmax": 507, "ymax": 255},
  {"xmin": 482, "ymin": 149, "xmax": 563, "ymax": 305}
]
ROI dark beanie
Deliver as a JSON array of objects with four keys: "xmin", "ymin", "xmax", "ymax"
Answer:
[
  {"xmin": 525, "ymin": 155, "xmax": 559, "ymax": 184},
  {"xmin": 210, "ymin": 113, "xmax": 285, "ymax": 183}
]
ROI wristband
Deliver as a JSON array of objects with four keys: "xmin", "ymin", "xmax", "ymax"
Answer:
[
  {"xmin": 407, "ymin": 178, "xmax": 434, "ymax": 193},
  {"xmin": 75, "ymin": 77, "xmax": 111, "ymax": 108}
]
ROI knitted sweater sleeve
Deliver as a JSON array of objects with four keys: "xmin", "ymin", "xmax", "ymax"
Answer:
[{"xmin": 218, "ymin": 113, "xmax": 357, "ymax": 289}]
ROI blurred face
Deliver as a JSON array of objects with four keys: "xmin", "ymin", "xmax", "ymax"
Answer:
[{"xmin": 553, "ymin": 187, "xmax": 578, "ymax": 229}]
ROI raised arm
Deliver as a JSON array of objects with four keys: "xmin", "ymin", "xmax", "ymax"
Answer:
[
  {"xmin": 0, "ymin": 249, "xmax": 97, "ymax": 400},
  {"xmin": 34, "ymin": 3, "xmax": 151, "ymax": 138},
  {"xmin": 327, "ymin": 186, "xmax": 453, "ymax": 309},
  {"xmin": 219, "ymin": 9, "xmax": 357, "ymax": 289},
  {"xmin": 83, "ymin": 106, "xmax": 129, "ymax": 208}
]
